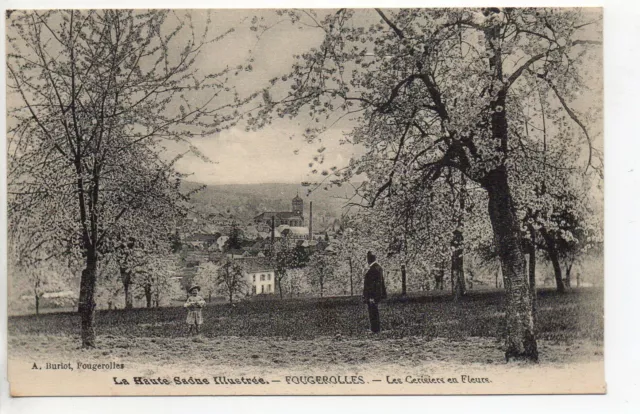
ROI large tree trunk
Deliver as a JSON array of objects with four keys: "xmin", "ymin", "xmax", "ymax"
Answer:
[
  {"xmin": 120, "ymin": 268, "xmax": 133, "ymax": 309},
  {"xmin": 452, "ymin": 258, "xmax": 465, "ymax": 301},
  {"xmin": 484, "ymin": 167, "xmax": 538, "ymax": 362},
  {"xmin": 527, "ymin": 225, "xmax": 537, "ymax": 317},
  {"xmin": 435, "ymin": 263, "xmax": 445, "ymax": 290},
  {"xmin": 401, "ymin": 264, "xmax": 407, "ymax": 296},
  {"xmin": 278, "ymin": 275, "xmax": 284, "ymax": 299},
  {"xmin": 78, "ymin": 251, "xmax": 98, "ymax": 348},
  {"xmin": 565, "ymin": 262, "xmax": 573, "ymax": 288},
  {"xmin": 480, "ymin": 13, "xmax": 536, "ymax": 362},
  {"xmin": 144, "ymin": 285, "xmax": 152, "ymax": 308},
  {"xmin": 540, "ymin": 228, "xmax": 566, "ymax": 293},
  {"xmin": 35, "ymin": 293, "xmax": 40, "ymax": 316},
  {"xmin": 349, "ymin": 257, "xmax": 354, "ymax": 296},
  {"xmin": 451, "ymin": 268, "xmax": 454, "ymax": 294},
  {"xmin": 451, "ymin": 229, "xmax": 465, "ymax": 301},
  {"xmin": 452, "ymin": 171, "xmax": 467, "ymax": 301}
]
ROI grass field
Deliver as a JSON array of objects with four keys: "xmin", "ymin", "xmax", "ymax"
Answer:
[
  {"xmin": 8, "ymin": 287, "xmax": 602, "ymax": 348},
  {"xmin": 8, "ymin": 287, "xmax": 603, "ymax": 342}
]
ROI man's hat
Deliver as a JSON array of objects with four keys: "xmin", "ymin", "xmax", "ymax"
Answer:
[
  {"xmin": 188, "ymin": 285, "xmax": 201, "ymax": 293},
  {"xmin": 367, "ymin": 251, "xmax": 376, "ymax": 264}
]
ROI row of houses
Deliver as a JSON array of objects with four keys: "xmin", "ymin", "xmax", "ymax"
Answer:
[
  {"xmin": 176, "ymin": 252, "xmax": 277, "ymax": 296},
  {"xmin": 176, "ymin": 193, "xmax": 339, "ymax": 296},
  {"xmin": 178, "ymin": 235, "xmax": 334, "ymax": 297},
  {"xmin": 183, "ymin": 226, "xmax": 330, "ymax": 252}
]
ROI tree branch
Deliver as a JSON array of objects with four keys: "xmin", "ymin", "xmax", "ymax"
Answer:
[
  {"xmin": 543, "ymin": 77, "xmax": 594, "ymax": 173},
  {"xmin": 375, "ymin": 9, "xmax": 404, "ymax": 39}
]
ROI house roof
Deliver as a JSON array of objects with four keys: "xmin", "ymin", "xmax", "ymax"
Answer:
[
  {"xmin": 209, "ymin": 252, "xmax": 224, "ymax": 261},
  {"xmin": 281, "ymin": 226, "xmax": 309, "ymax": 237},
  {"xmin": 239, "ymin": 257, "xmax": 274, "ymax": 273},
  {"xmin": 299, "ymin": 239, "xmax": 319, "ymax": 248},
  {"xmin": 252, "ymin": 240, "xmax": 270, "ymax": 250},
  {"xmin": 184, "ymin": 233, "xmax": 219, "ymax": 242},
  {"xmin": 254, "ymin": 211, "xmax": 303, "ymax": 220},
  {"xmin": 257, "ymin": 230, "xmax": 282, "ymax": 239},
  {"xmin": 240, "ymin": 239, "xmax": 255, "ymax": 248}
]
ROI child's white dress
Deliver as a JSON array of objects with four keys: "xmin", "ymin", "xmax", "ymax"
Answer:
[{"xmin": 184, "ymin": 295, "xmax": 205, "ymax": 325}]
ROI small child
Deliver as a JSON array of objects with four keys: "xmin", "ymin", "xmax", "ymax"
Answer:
[{"xmin": 184, "ymin": 286, "xmax": 205, "ymax": 335}]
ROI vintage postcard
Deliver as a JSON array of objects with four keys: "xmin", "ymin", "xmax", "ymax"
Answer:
[{"xmin": 5, "ymin": 7, "xmax": 604, "ymax": 396}]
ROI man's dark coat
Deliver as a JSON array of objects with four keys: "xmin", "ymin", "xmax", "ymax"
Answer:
[{"xmin": 363, "ymin": 262, "xmax": 387, "ymax": 303}]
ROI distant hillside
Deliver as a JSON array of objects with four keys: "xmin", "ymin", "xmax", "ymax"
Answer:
[{"xmin": 181, "ymin": 181, "xmax": 362, "ymax": 230}]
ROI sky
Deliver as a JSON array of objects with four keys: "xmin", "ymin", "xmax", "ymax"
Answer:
[
  {"xmin": 162, "ymin": 9, "xmax": 365, "ymax": 185},
  {"xmin": 163, "ymin": 122, "xmax": 356, "ymax": 185}
]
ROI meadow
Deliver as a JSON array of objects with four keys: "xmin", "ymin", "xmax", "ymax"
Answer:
[{"xmin": 8, "ymin": 287, "xmax": 603, "ymax": 343}]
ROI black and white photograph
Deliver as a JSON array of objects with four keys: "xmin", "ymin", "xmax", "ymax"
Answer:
[{"xmin": 4, "ymin": 6, "xmax": 605, "ymax": 396}]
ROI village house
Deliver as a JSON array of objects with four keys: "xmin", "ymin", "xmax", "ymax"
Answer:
[
  {"xmin": 183, "ymin": 233, "xmax": 220, "ymax": 250},
  {"xmin": 257, "ymin": 229, "xmax": 281, "ymax": 240},
  {"xmin": 216, "ymin": 235, "xmax": 229, "ymax": 251},
  {"xmin": 277, "ymin": 225, "xmax": 309, "ymax": 240},
  {"xmin": 226, "ymin": 248, "xmax": 248, "ymax": 259},
  {"xmin": 238, "ymin": 258, "xmax": 276, "ymax": 295}
]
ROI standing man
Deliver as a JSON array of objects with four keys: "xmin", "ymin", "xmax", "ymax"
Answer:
[{"xmin": 363, "ymin": 251, "xmax": 387, "ymax": 334}]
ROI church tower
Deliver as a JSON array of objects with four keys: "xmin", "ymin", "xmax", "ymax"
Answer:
[{"xmin": 292, "ymin": 192, "xmax": 303, "ymax": 217}]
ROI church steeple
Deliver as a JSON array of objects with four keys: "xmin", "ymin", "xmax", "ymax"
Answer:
[{"xmin": 292, "ymin": 192, "xmax": 303, "ymax": 216}]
